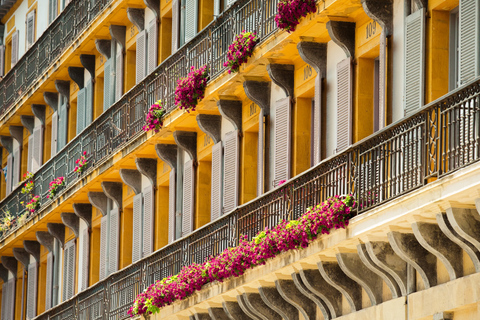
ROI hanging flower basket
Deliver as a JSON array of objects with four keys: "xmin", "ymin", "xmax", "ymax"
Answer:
[
  {"xmin": 143, "ymin": 100, "xmax": 166, "ymax": 133},
  {"xmin": 74, "ymin": 151, "xmax": 88, "ymax": 175},
  {"xmin": 174, "ymin": 65, "xmax": 209, "ymax": 112},
  {"xmin": 47, "ymin": 176, "xmax": 65, "ymax": 199},
  {"xmin": 275, "ymin": 0, "xmax": 317, "ymax": 33},
  {"xmin": 223, "ymin": 31, "xmax": 259, "ymax": 74}
]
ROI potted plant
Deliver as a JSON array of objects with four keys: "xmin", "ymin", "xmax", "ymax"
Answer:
[
  {"xmin": 47, "ymin": 176, "xmax": 65, "ymax": 199},
  {"xmin": 174, "ymin": 65, "xmax": 209, "ymax": 112},
  {"xmin": 74, "ymin": 151, "xmax": 88, "ymax": 175},
  {"xmin": 224, "ymin": 31, "xmax": 259, "ymax": 74}
]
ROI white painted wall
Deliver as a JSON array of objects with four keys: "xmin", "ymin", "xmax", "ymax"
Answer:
[
  {"xmin": 392, "ymin": 0, "xmax": 406, "ymax": 123},
  {"xmin": 145, "ymin": 7, "xmax": 156, "ymax": 27}
]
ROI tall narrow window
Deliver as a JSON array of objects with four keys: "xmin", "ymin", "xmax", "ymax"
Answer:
[
  {"xmin": 26, "ymin": 10, "xmax": 36, "ymax": 49},
  {"xmin": 49, "ymin": 0, "xmax": 58, "ymax": 24}
]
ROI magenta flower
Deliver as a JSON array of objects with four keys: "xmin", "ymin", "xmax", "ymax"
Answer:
[
  {"xmin": 223, "ymin": 31, "xmax": 259, "ymax": 74},
  {"xmin": 275, "ymin": 0, "xmax": 317, "ymax": 33},
  {"xmin": 174, "ymin": 65, "xmax": 209, "ymax": 112}
]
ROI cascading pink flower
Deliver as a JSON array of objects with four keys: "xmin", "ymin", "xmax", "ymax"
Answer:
[
  {"xmin": 174, "ymin": 66, "xmax": 209, "ymax": 112},
  {"xmin": 143, "ymin": 100, "xmax": 166, "ymax": 133},
  {"xmin": 275, "ymin": 0, "xmax": 317, "ymax": 33},
  {"xmin": 224, "ymin": 31, "xmax": 259, "ymax": 74}
]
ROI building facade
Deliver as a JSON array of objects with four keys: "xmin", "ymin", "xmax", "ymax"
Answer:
[{"xmin": 0, "ymin": 0, "xmax": 476, "ymax": 319}]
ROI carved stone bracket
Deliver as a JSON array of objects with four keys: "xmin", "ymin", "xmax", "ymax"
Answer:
[
  {"xmin": 32, "ymin": 104, "xmax": 46, "ymax": 126},
  {"xmin": 361, "ymin": 0, "xmax": 393, "ymax": 36},
  {"xmin": 297, "ymin": 42, "xmax": 327, "ymax": 78},
  {"xmin": 1, "ymin": 256, "xmax": 17, "ymax": 277},
  {"xmin": 127, "ymin": 8, "xmax": 145, "ymax": 31},
  {"xmin": 196, "ymin": 114, "xmax": 222, "ymax": 144},
  {"xmin": 136, "ymin": 158, "xmax": 157, "ymax": 186},
  {"xmin": 9, "ymin": 126, "xmax": 23, "ymax": 145},
  {"xmin": 258, "ymin": 286, "xmax": 298, "ymax": 319},
  {"xmin": 267, "ymin": 64, "xmax": 294, "ymax": 98},
  {"xmin": 0, "ymin": 136, "xmax": 13, "ymax": 154},
  {"xmin": 156, "ymin": 144, "xmax": 178, "ymax": 170},
  {"xmin": 275, "ymin": 279, "xmax": 317, "ymax": 320},
  {"xmin": 73, "ymin": 203, "xmax": 93, "ymax": 230},
  {"xmin": 326, "ymin": 21, "xmax": 356, "ymax": 58},
  {"xmin": 243, "ymin": 81, "xmax": 271, "ymax": 115},
  {"xmin": 0, "ymin": 265, "xmax": 8, "ymax": 282},
  {"xmin": 23, "ymin": 240, "xmax": 41, "ymax": 263},
  {"xmin": 95, "ymin": 39, "xmax": 111, "ymax": 59},
  {"xmin": 61, "ymin": 212, "xmax": 80, "ymax": 238},
  {"xmin": 242, "ymin": 292, "xmax": 281, "ymax": 320},
  {"xmin": 173, "ymin": 131, "xmax": 197, "ymax": 162},
  {"xmin": 119, "ymin": 169, "xmax": 142, "ymax": 195},
  {"xmin": 217, "ymin": 100, "xmax": 242, "ymax": 132},
  {"xmin": 110, "ymin": 25, "xmax": 127, "ymax": 52},
  {"xmin": 55, "ymin": 80, "xmax": 70, "ymax": 100},
  {"xmin": 291, "ymin": 272, "xmax": 330, "ymax": 320},
  {"xmin": 20, "ymin": 116, "xmax": 35, "ymax": 134},
  {"xmin": 88, "ymin": 192, "xmax": 108, "ymax": 216},
  {"xmin": 144, "ymin": 0, "xmax": 160, "ymax": 21},
  {"xmin": 43, "ymin": 92, "xmax": 59, "ymax": 112},
  {"xmin": 101, "ymin": 182, "xmax": 123, "ymax": 210},
  {"xmin": 12, "ymin": 248, "xmax": 30, "ymax": 269},
  {"xmin": 68, "ymin": 67, "xmax": 85, "ymax": 90},
  {"xmin": 47, "ymin": 223, "xmax": 65, "ymax": 248},
  {"xmin": 222, "ymin": 301, "xmax": 250, "ymax": 320},
  {"xmin": 36, "ymin": 231, "xmax": 55, "ymax": 253},
  {"xmin": 80, "ymin": 55, "xmax": 96, "ymax": 80},
  {"xmin": 208, "ymin": 307, "xmax": 230, "ymax": 320}
]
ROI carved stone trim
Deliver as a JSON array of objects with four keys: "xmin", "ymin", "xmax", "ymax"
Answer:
[
  {"xmin": 32, "ymin": 104, "xmax": 46, "ymax": 125},
  {"xmin": 80, "ymin": 55, "xmax": 96, "ymax": 80},
  {"xmin": 47, "ymin": 223, "xmax": 65, "ymax": 248},
  {"xmin": 36, "ymin": 231, "xmax": 55, "ymax": 253},
  {"xmin": 173, "ymin": 131, "xmax": 197, "ymax": 162},
  {"xmin": 217, "ymin": 100, "xmax": 242, "ymax": 132},
  {"xmin": 155, "ymin": 144, "xmax": 178, "ymax": 170},
  {"xmin": 208, "ymin": 307, "xmax": 230, "ymax": 320},
  {"xmin": 136, "ymin": 158, "xmax": 157, "ymax": 186},
  {"xmin": 110, "ymin": 25, "xmax": 127, "ymax": 51},
  {"xmin": 243, "ymin": 81, "xmax": 271, "ymax": 115},
  {"xmin": 0, "ymin": 136, "xmax": 13, "ymax": 154},
  {"xmin": 95, "ymin": 39, "xmax": 111, "ymax": 59},
  {"xmin": 43, "ymin": 92, "xmax": 59, "ymax": 112},
  {"xmin": 361, "ymin": 0, "xmax": 394, "ymax": 36},
  {"xmin": 267, "ymin": 64, "xmax": 294, "ymax": 98},
  {"xmin": 73, "ymin": 203, "xmax": 93, "ymax": 230},
  {"xmin": 9, "ymin": 126, "xmax": 23, "ymax": 145},
  {"xmin": 20, "ymin": 116, "xmax": 35, "ymax": 134},
  {"xmin": 291, "ymin": 272, "xmax": 330, "ymax": 320},
  {"xmin": 127, "ymin": 8, "xmax": 145, "ymax": 31},
  {"xmin": 61, "ymin": 212, "xmax": 80, "ymax": 238},
  {"xmin": 222, "ymin": 301, "xmax": 250, "ymax": 320},
  {"xmin": 88, "ymin": 191, "xmax": 109, "ymax": 216},
  {"xmin": 242, "ymin": 292, "xmax": 281, "ymax": 320},
  {"xmin": 12, "ymin": 248, "xmax": 30, "ymax": 269},
  {"xmin": 101, "ymin": 182, "xmax": 123, "ymax": 210},
  {"xmin": 258, "ymin": 286, "xmax": 297, "ymax": 319},
  {"xmin": 55, "ymin": 80, "xmax": 71, "ymax": 100},
  {"xmin": 297, "ymin": 42, "xmax": 327, "ymax": 77},
  {"xmin": 326, "ymin": 21, "xmax": 356, "ymax": 58},
  {"xmin": 119, "ymin": 169, "xmax": 142, "ymax": 195},
  {"xmin": 1, "ymin": 256, "xmax": 17, "ymax": 277},
  {"xmin": 144, "ymin": 0, "xmax": 160, "ymax": 20},
  {"xmin": 68, "ymin": 67, "xmax": 85, "ymax": 90},
  {"xmin": 23, "ymin": 240, "xmax": 41, "ymax": 263},
  {"xmin": 196, "ymin": 114, "xmax": 222, "ymax": 144},
  {"xmin": 275, "ymin": 279, "xmax": 317, "ymax": 319}
]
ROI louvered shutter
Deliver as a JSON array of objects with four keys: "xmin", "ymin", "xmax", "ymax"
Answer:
[
  {"xmin": 214, "ymin": 0, "xmax": 220, "ymax": 16},
  {"xmin": 223, "ymin": 131, "xmax": 239, "ymax": 213},
  {"xmin": 132, "ymin": 193, "xmax": 143, "ymax": 263},
  {"xmin": 58, "ymin": 102, "xmax": 68, "ymax": 150},
  {"xmin": 49, "ymin": 0, "xmax": 58, "ymax": 23},
  {"xmin": 404, "ymin": 9, "xmax": 425, "ymax": 116},
  {"xmin": 168, "ymin": 169, "xmax": 176, "ymax": 243},
  {"xmin": 109, "ymin": 208, "xmax": 119, "ymax": 274},
  {"xmin": 274, "ymin": 98, "xmax": 291, "ymax": 185},
  {"xmin": 313, "ymin": 75, "xmax": 322, "ymax": 165},
  {"xmin": 257, "ymin": 109, "xmax": 264, "ymax": 196},
  {"xmin": 32, "ymin": 126, "xmax": 43, "ymax": 172},
  {"xmin": 211, "ymin": 142, "xmax": 223, "ymax": 220},
  {"xmin": 26, "ymin": 10, "xmax": 36, "ymax": 48},
  {"xmin": 62, "ymin": 241, "xmax": 70, "ymax": 301},
  {"xmin": 459, "ymin": 1, "xmax": 479, "ymax": 85},
  {"xmin": 185, "ymin": 0, "xmax": 198, "ymax": 43},
  {"xmin": 182, "ymin": 160, "xmax": 195, "ymax": 236},
  {"xmin": 136, "ymin": 30, "xmax": 146, "ymax": 84},
  {"xmin": 12, "ymin": 147, "xmax": 20, "ymax": 188},
  {"xmin": 143, "ymin": 185, "xmax": 154, "ymax": 257},
  {"xmin": 172, "ymin": 0, "xmax": 179, "ymax": 51},
  {"xmin": 115, "ymin": 48, "xmax": 123, "ymax": 102},
  {"xmin": 67, "ymin": 241, "xmax": 76, "ymax": 299},
  {"xmin": 76, "ymin": 88, "xmax": 86, "ymax": 134},
  {"xmin": 45, "ymin": 252, "xmax": 53, "ymax": 310},
  {"xmin": 103, "ymin": 59, "xmax": 111, "ymax": 111},
  {"xmin": 26, "ymin": 262, "xmax": 38, "ymax": 320},
  {"xmin": 81, "ymin": 228, "xmax": 89, "ymax": 291},
  {"xmin": 11, "ymin": 31, "xmax": 19, "ymax": 67},
  {"xmin": 51, "ymin": 111, "xmax": 58, "ymax": 156},
  {"xmin": 27, "ymin": 135, "xmax": 33, "ymax": 173},
  {"xmin": 6, "ymin": 154, "xmax": 12, "ymax": 195},
  {"xmin": 99, "ymin": 215, "xmax": 108, "ymax": 280},
  {"xmin": 147, "ymin": 19, "xmax": 158, "ymax": 74},
  {"xmin": 85, "ymin": 80, "xmax": 93, "ymax": 127},
  {"xmin": 1, "ymin": 282, "xmax": 7, "ymax": 320},
  {"xmin": 0, "ymin": 45, "xmax": 5, "ymax": 77},
  {"xmin": 6, "ymin": 278, "xmax": 15, "ymax": 320},
  {"xmin": 336, "ymin": 58, "xmax": 353, "ymax": 153}
]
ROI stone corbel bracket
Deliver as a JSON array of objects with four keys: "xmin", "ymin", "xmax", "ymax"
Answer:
[
  {"xmin": 217, "ymin": 100, "xmax": 242, "ymax": 132},
  {"xmin": 127, "ymin": 8, "xmax": 145, "ymax": 31},
  {"xmin": 101, "ymin": 182, "xmax": 123, "ymax": 210},
  {"xmin": 144, "ymin": 0, "xmax": 160, "ymax": 21},
  {"xmin": 23, "ymin": 240, "xmax": 41, "ymax": 263},
  {"xmin": 0, "ymin": 136, "xmax": 13, "ymax": 154},
  {"xmin": 73, "ymin": 203, "xmax": 92, "ymax": 231},
  {"xmin": 243, "ymin": 81, "xmax": 271, "ymax": 115},
  {"xmin": 1, "ymin": 256, "xmax": 17, "ymax": 277},
  {"xmin": 297, "ymin": 42, "xmax": 327, "ymax": 78},
  {"xmin": 68, "ymin": 67, "xmax": 85, "ymax": 90},
  {"xmin": 326, "ymin": 21, "xmax": 356, "ymax": 58},
  {"xmin": 43, "ymin": 92, "xmax": 59, "ymax": 112},
  {"xmin": 155, "ymin": 144, "xmax": 178, "ymax": 170},
  {"xmin": 136, "ymin": 158, "xmax": 157, "ymax": 186},
  {"xmin": 20, "ymin": 116, "xmax": 35, "ymax": 135},
  {"xmin": 88, "ymin": 191, "xmax": 109, "ymax": 216},
  {"xmin": 110, "ymin": 25, "xmax": 127, "ymax": 52},
  {"xmin": 361, "ymin": 0, "xmax": 393, "ymax": 36},
  {"xmin": 173, "ymin": 131, "xmax": 197, "ymax": 162},
  {"xmin": 267, "ymin": 64, "xmax": 294, "ymax": 98},
  {"xmin": 12, "ymin": 248, "xmax": 30, "ymax": 269},
  {"xmin": 55, "ymin": 80, "xmax": 70, "ymax": 101},
  {"xmin": 9, "ymin": 126, "xmax": 23, "ymax": 145},
  {"xmin": 119, "ymin": 169, "xmax": 142, "ymax": 195},
  {"xmin": 95, "ymin": 39, "xmax": 111, "ymax": 60},
  {"xmin": 32, "ymin": 104, "xmax": 46, "ymax": 126},
  {"xmin": 196, "ymin": 114, "xmax": 222, "ymax": 144},
  {"xmin": 47, "ymin": 223, "xmax": 65, "ymax": 248},
  {"xmin": 61, "ymin": 212, "xmax": 80, "ymax": 239},
  {"xmin": 0, "ymin": 265, "xmax": 8, "ymax": 282},
  {"xmin": 36, "ymin": 231, "xmax": 55, "ymax": 253},
  {"xmin": 80, "ymin": 54, "xmax": 96, "ymax": 80}
]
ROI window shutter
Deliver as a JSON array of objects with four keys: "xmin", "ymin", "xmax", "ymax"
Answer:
[
  {"xmin": 404, "ymin": 9, "xmax": 425, "ymax": 116},
  {"xmin": 49, "ymin": 0, "xmax": 58, "ymax": 24},
  {"xmin": 313, "ymin": 75, "xmax": 322, "ymax": 165},
  {"xmin": 147, "ymin": 19, "xmax": 158, "ymax": 74},
  {"xmin": 0, "ymin": 45, "xmax": 5, "ymax": 77},
  {"xmin": 109, "ymin": 208, "xmax": 119, "ymax": 274},
  {"xmin": 103, "ymin": 59, "xmax": 111, "ymax": 111},
  {"xmin": 168, "ymin": 169, "xmax": 176, "ymax": 243},
  {"xmin": 211, "ymin": 142, "xmax": 223, "ymax": 220},
  {"xmin": 143, "ymin": 185, "xmax": 154, "ymax": 257},
  {"xmin": 223, "ymin": 131, "xmax": 239, "ymax": 213},
  {"xmin": 58, "ymin": 102, "xmax": 68, "ymax": 150},
  {"xmin": 214, "ymin": 0, "xmax": 220, "ymax": 16},
  {"xmin": 51, "ymin": 111, "xmax": 58, "ymax": 156},
  {"xmin": 132, "ymin": 193, "xmax": 143, "ymax": 263},
  {"xmin": 182, "ymin": 160, "xmax": 195, "ymax": 236},
  {"xmin": 26, "ymin": 10, "xmax": 36, "ymax": 48},
  {"xmin": 13, "ymin": 147, "xmax": 20, "ymax": 188},
  {"xmin": 32, "ymin": 125, "xmax": 43, "ymax": 172},
  {"xmin": 257, "ymin": 108, "xmax": 264, "ymax": 197},
  {"xmin": 185, "ymin": 0, "xmax": 198, "ymax": 43},
  {"xmin": 136, "ymin": 30, "xmax": 146, "ymax": 84},
  {"xmin": 62, "ymin": 240, "xmax": 75, "ymax": 301},
  {"xmin": 115, "ymin": 48, "xmax": 123, "ymax": 102},
  {"xmin": 81, "ymin": 228, "xmax": 89, "ymax": 291},
  {"xmin": 26, "ymin": 262, "xmax": 38, "ymax": 320},
  {"xmin": 99, "ymin": 215, "xmax": 108, "ymax": 280},
  {"xmin": 6, "ymin": 154, "xmax": 12, "ymax": 195},
  {"xmin": 459, "ymin": 1, "xmax": 479, "ymax": 85},
  {"xmin": 274, "ymin": 98, "xmax": 291, "ymax": 185},
  {"xmin": 11, "ymin": 30, "xmax": 19, "ymax": 67},
  {"xmin": 172, "ymin": 0, "xmax": 179, "ymax": 51},
  {"xmin": 7, "ymin": 277, "xmax": 15, "ymax": 320},
  {"xmin": 1, "ymin": 282, "xmax": 7, "ymax": 320},
  {"xmin": 85, "ymin": 80, "xmax": 93, "ymax": 127},
  {"xmin": 76, "ymin": 88, "xmax": 86, "ymax": 135},
  {"xmin": 45, "ymin": 252, "xmax": 53, "ymax": 310},
  {"xmin": 27, "ymin": 134, "xmax": 33, "ymax": 173},
  {"xmin": 336, "ymin": 58, "xmax": 353, "ymax": 153}
]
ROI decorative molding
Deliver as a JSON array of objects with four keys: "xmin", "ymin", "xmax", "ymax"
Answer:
[
  {"xmin": 68, "ymin": 67, "xmax": 85, "ymax": 90},
  {"xmin": 173, "ymin": 131, "xmax": 197, "ymax": 162},
  {"xmin": 88, "ymin": 191, "xmax": 109, "ymax": 216},
  {"xmin": 61, "ymin": 212, "xmax": 80, "ymax": 238},
  {"xmin": 47, "ymin": 223, "xmax": 65, "ymax": 248},
  {"xmin": 95, "ymin": 39, "xmax": 111, "ymax": 59},
  {"xmin": 80, "ymin": 55, "xmax": 96, "ymax": 80},
  {"xmin": 9, "ymin": 126, "xmax": 23, "ymax": 145},
  {"xmin": 55, "ymin": 80, "xmax": 70, "ymax": 100},
  {"xmin": 0, "ymin": 136, "xmax": 13, "ymax": 154},
  {"xmin": 243, "ymin": 81, "xmax": 271, "ymax": 115},
  {"xmin": 73, "ymin": 203, "xmax": 93, "ymax": 230},
  {"xmin": 101, "ymin": 182, "xmax": 123, "ymax": 210},
  {"xmin": 297, "ymin": 42, "xmax": 327, "ymax": 77},
  {"xmin": 20, "ymin": 116, "xmax": 34, "ymax": 134},
  {"xmin": 136, "ymin": 158, "xmax": 157, "ymax": 186},
  {"xmin": 36, "ymin": 231, "xmax": 55, "ymax": 253},
  {"xmin": 127, "ymin": 8, "xmax": 145, "ymax": 31},
  {"xmin": 144, "ymin": 0, "xmax": 160, "ymax": 21},
  {"xmin": 12, "ymin": 248, "xmax": 30, "ymax": 269},
  {"xmin": 1, "ymin": 256, "xmax": 17, "ymax": 277},
  {"xmin": 43, "ymin": 92, "xmax": 59, "ymax": 112},
  {"xmin": 119, "ymin": 169, "xmax": 142, "ymax": 195},
  {"xmin": 31, "ymin": 104, "xmax": 46, "ymax": 126},
  {"xmin": 110, "ymin": 25, "xmax": 127, "ymax": 51},
  {"xmin": 361, "ymin": 0, "xmax": 393, "ymax": 36},
  {"xmin": 23, "ymin": 240, "xmax": 41, "ymax": 263}
]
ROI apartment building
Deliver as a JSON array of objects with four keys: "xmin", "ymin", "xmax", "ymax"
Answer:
[{"xmin": 0, "ymin": 0, "xmax": 476, "ymax": 319}]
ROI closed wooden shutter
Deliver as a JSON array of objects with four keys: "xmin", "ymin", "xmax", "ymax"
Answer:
[
  {"xmin": 211, "ymin": 142, "xmax": 223, "ymax": 220},
  {"xmin": 143, "ymin": 185, "xmax": 154, "ymax": 257},
  {"xmin": 62, "ymin": 240, "xmax": 75, "ymax": 301},
  {"xmin": 13, "ymin": 147, "xmax": 20, "ymax": 188},
  {"xmin": 274, "ymin": 98, "xmax": 291, "ymax": 185},
  {"xmin": 147, "ymin": 19, "xmax": 158, "ymax": 74},
  {"xmin": 459, "ymin": 1, "xmax": 479, "ymax": 85},
  {"xmin": 99, "ymin": 215, "xmax": 108, "ymax": 280},
  {"xmin": 85, "ymin": 80, "xmax": 93, "ymax": 127},
  {"xmin": 1, "ymin": 282, "xmax": 7, "ymax": 320},
  {"xmin": 27, "ymin": 134, "xmax": 33, "ymax": 173},
  {"xmin": 313, "ymin": 75, "xmax": 322, "ymax": 165},
  {"xmin": 172, "ymin": 0, "xmax": 179, "ymax": 51},
  {"xmin": 136, "ymin": 30, "xmax": 146, "ymax": 84},
  {"xmin": 115, "ymin": 48, "xmax": 123, "ymax": 102},
  {"xmin": 81, "ymin": 228, "xmax": 89, "ymax": 291},
  {"xmin": 336, "ymin": 58, "xmax": 353, "ymax": 152},
  {"xmin": 45, "ymin": 252, "xmax": 53, "ymax": 310},
  {"xmin": 0, "ymin": 45, "xmax": 5, "ymax": 77},
  {"xmin": 168, "ymin": 169, "xmax": 176, "ymax": 243},
  {"xmin": 49, "ymin": 0, "xmax": 57, "ymax": 24},
  {"xmin": 404, "ymin": 9, "xmax": 425, "ymax": 116},
  {"xmin": 51, "ymin": 111, "xmax": 58, "ymax": 156},
  {"xmin": 26, "ymin": 262, "xmax": 38, "ymax": 320},
  {"xmin": 76, "ymin": 88, "xmax": 86, "ymax": 135},
  {"xmin": 109, "ymin": 208, "xmax": 119, "ymax": 274},
  {"xmin": 182, "ymin": 160, "xmax": 194, "ymax": 236},
  {"xmin": 6, "ymin": 278, "xmax": 15, "ymax": 320},
  {"xmin": 6, "ymin": 154, "xmax": 12, "ymax": 195},
  {"xmin": 32, "ymin": 126, "xmax": 43, "ymax": 172},
  {"xmin": 132, "ymin": 193, "xmax": 143, "ymax": 263},
  {"xmin": 11, "ymin": 31, "xmax": 19, "ymax": 67},
  {"xmin": 26, "ymin": 10, "xmax": 36, "ymax": 49},
  {"xmin": 103, "ymin": 59, "xmax": 111, "ymax": 111},
  {"xmin": 257, "ymin": 109, "xmax": 264, "ymax": 196},
  {"xmin": 58, "ymin": 102, "xmax": 68, "ymax": 150},
  {"xmin": 223, "ymin": 131, "xmax": 239, "ymax": 213},
  {"xmin": 185, "ymin": 0, "xmax": 198, "ymax": 43}
]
